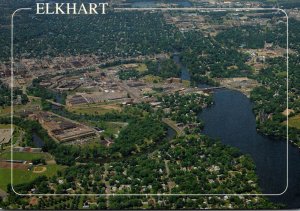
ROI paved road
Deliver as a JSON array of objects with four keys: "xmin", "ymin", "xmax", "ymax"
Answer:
[{"xmin": 162, "ymin": 118, "xmax": 184, "ymax": 136}]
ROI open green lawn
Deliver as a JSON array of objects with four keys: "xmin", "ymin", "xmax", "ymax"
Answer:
[
  {"xmin": 104, "ymin": 121, "xmax": 128, "ymax": 135},
  {"xmin": 0, "ymin": 152, "xmax": 51, "ymax": 161},
  {"xmin": 0, "ymin": 164, "xmax": 65, "ymax": 191},
  {"xmin": 0, "ymin": 97, "xmax": 41, "ymax": 117},
  {"xmin": 0, "ymin": 124, "xmax": 12, "ymax": 129},
  {"xmin": 141, "ymin": 75, "xmax": 162, "ymax": 83},
  {"xmin": 68, "ymin": 103, "xmax": 122, "ymax": 115},
  {"xmin": 135, "ymin": 63, "xmax": 148, "ymax": 72},
  {"xmin": 287, "ymin": 114, "xmax": 300, "ymax": 129}
]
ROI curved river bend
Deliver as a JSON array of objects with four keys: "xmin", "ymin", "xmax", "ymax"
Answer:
[
  {"xmin": 172, "ymin": 53, "xmax": 300, "ymax": 208},
  {"xmin": 199, "ymin": 89, "xmax": 300, "ymax": 208}
]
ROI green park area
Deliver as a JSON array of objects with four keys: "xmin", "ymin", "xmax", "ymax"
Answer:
[
  {"xmin": 287, "ymin": 114, "xmax": 300, "ymax": 129},
  {"xmin": 67, "ymin": 103, "xmax": 122, "ymax": 115},
  {"xmin": 0, "ymin": 164, "xmax": 65, "ymax": 191},
  {"xmin": 135, "ymin": 63, "xmax": 148, "ymax": 72},
  {"xmin": 0, "ymin": 124, "xmax": 12, "ymax": 129},
  {"xmin": 0, "ymin": 151, "xmax": 51, "ymax": 161},
  {"xmin": 0, "ymin": 151, "xmax": 62, "ymax": 192}
]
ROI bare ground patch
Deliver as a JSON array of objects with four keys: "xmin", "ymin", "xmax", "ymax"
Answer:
[{"xmin": 33, "ymin": 166, "xmax": 47, "ymax": 173}]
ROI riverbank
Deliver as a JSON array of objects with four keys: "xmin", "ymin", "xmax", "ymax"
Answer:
[
  {"xmin": 215, "ymin": 77, "xmax": 259, "ymax": 98},
  {"xmin": 199, "ymin": 89, "xmax": 300, "ymax": 208}
]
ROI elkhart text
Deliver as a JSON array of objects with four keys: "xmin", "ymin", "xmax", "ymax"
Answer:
[{"xmin": 36, "ymin": 3, "xmax": 109, "ymax": 15}]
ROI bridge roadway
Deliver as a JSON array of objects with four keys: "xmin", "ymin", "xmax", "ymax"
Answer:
[
  {"xmin": 46, "ymin": 99, "xmax": 65, "ymax": 107},
  {"xmin": 198, "ymin": 86, "xmax": 225, "ymax": 91}
]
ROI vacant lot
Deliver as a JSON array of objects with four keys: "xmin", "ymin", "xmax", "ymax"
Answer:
[
  {"xmin": 0, "ymin": 129, "xmax": 12, "ymax": 145},
  {"xmin": 68, "ymin": 103, "xmax": 122, "ymax": 115}
]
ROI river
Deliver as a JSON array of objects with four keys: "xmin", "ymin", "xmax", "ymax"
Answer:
[
  {"xmin": 173, "ymin": 54, "xmax": 300, "ymax": 208},
  {"xmin": 32, "ymin": 133, "xmax": 45, "ymax": 148},
  {"xmin": 199, "ymin": 89, "xmax": 300, "ymax": 208}
]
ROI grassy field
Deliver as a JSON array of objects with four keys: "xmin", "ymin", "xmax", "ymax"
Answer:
[
  {"xmin": 104, "ymin": 121, "xmax": 127, "ymax": 135},
  {"xmin": 285, "ymin": 114, "xmax": 300, "ymax": 129},
  {"xmin": 0, "ymin": 164, "xmax": 65, "ymax": 191},
  {"xmin": 68, "ymin": 103, "xmax": 122, "ymax": 115},
  {"xmin": 141, "ymin": 75, "xmax": 162, "ymax": 83},
  {"xmin": 182, "ymin": 80, "xmax": 191, "ymax": 87},
  {"xmin": 135, "ymin": 63, "xmax": 148, "ymax": 73},
  {"xmin": 0, "ymin": 124, "xmax": 12, "ymax": 129},
  {"xmin": 0, "ymin": 97, "xmax": 41, "ymax": 117},
  {"xmin": 0, "ymin": 151, "xmax": 51, "ymax": 161}
]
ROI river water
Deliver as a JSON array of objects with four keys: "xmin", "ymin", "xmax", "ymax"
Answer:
[
  {"xmin": 199, "ymin": 89, "xmax": 300, "ymax": 208},
  {"xmin": 173, "ymin": 54, "xmax": 300, "ymax": 208},
  {"xmin": 32, "ymin": 133, "xmax": 45, "ymax": 148}
]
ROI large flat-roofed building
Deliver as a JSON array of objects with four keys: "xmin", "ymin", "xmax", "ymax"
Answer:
[
  {"xmin": 36, "ymin": 111, "xmax": 96, "ymax": 143},
  {"xmin": 67, "ymin": 91, "xmax": 128, "ymax": 106},
  {"xmin": 51, "ymin": 127, "xmax": 96, "ymax": 143}
]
